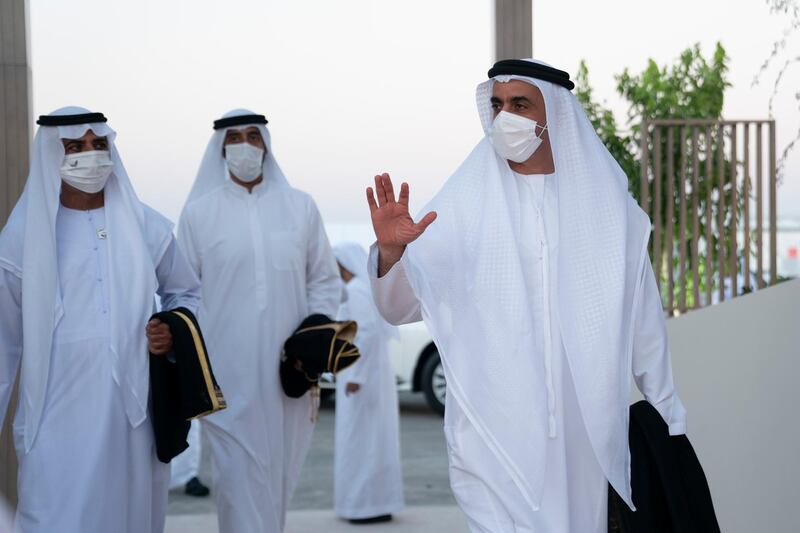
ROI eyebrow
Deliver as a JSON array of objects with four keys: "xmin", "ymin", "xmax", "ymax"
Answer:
[{"xmin": 510, "ymin": 96, "xmax": 533, "ymax": 105}]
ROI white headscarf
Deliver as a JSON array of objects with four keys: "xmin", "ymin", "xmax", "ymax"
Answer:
[
  {"xmin": 334, "ymin": 242, "xmax": 399, "ymax": 340},
  {"xmin": 185, "ymin": 108, "xmax": 289, "ymax": 206},
  {"xmin": 0, "ymin": 106, "xmax": 169, "ymax": 452},
  {"xmin": 402, "ymin": 60, "xmax": 651, "ymax": 510},
  {"xmin": 333, "ymin": 242, "xmax": 370, "ymax": 281}
]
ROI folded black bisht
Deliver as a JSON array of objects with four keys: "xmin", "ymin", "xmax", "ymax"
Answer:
[
  {"xmin": 149, "ymin": 307, "xmax": 226, "ymax": 463},
  {"xmin": 280, "ymin": 314, "xmax": 360, "ymax": 398},
  {"xmin": 608, "ymin": 401, "xmax": 720, "ymax": 533}
]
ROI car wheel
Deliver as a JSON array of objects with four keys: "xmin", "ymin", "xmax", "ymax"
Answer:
[{"xmin": 421, "ymin": 351, "xmax": 446, "ymax": 416}]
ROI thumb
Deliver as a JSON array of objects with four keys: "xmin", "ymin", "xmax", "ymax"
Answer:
[{"xmin": 413, "ymin": 211, "xmax": 438, "ymax": 235}]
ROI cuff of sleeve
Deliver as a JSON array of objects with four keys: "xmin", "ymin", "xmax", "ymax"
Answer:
[
  {"xmin": 368, "ymin": 242, "xmax": 407, "ymax": 283},
  {"xmin": 668, "ymin": 420, "xmax": 687, "ymax": 436},
  {"xmin": 651, "ymin": 395, "xmax": 687, "ymax": 436}
]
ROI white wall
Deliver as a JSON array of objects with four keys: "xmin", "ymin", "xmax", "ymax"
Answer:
[{"xmin": 658, "ymin": 279, "xmax": 800, "ymax": 532}]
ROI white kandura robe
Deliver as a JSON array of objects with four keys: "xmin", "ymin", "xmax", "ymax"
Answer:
[
  {"xmin": 334, "ymin": 276, "xmax": 404, "ymax": 520},
  {"xmin": 178, "ymin": 179, "xmax": 341, "ymax": 533},
  {"xmin": 0, "ymin": 205, "xmax": 201, "ymax": 533},
  {"xmin": 170, "ymin": 419, "xmax": 202, "ymax": 489},
  {"xmin": 370, "ymin": 172, "xmax": 675, "ymax": 532}
]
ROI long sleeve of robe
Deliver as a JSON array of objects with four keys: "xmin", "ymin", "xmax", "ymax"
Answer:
[
  {"xmin": 156, "ymin": 238, "xmax": 201, "ymax": 315},
  {"xmin": 0, "ymin": 268, "xmax": 22, "ymax": 431},
  {"xmin": 367, "ymin": 244, "xmax": 421, "ymax": 325},
  {"xmin": 305, "ymin": 201, "xmax": 343, "ymax": 317},
  {"xmin": 631, "ymin": 260, "xmax": 687, "ymax": 436}
]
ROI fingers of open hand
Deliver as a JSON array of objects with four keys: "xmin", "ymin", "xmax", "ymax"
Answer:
[
  {"xmin": 374, "ymin": 175, "xmax": 388, "ymax": 206},
  {"xmin": 366, "ymin": 187, "xmax": 378, "ymax": 214},
  {"xmin": 398, "ymin": 182, "xmax": 410, "ymax": 206},
  {"xmin": 381, "ymin": 173, "xmax": 396, "ymax": 203}
]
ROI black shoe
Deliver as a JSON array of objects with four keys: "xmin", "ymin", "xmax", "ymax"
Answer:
[
  {"xmin": 349, "ymin": 514, "xmax": 393, "ymax": 524},
  {"xmin": 184, "ymin": 476, "xmax": 210, "ymax": 497}
]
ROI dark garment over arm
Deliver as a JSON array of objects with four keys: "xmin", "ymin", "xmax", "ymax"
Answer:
[
  {"xmin": 149, "ymin": 307, "xmax": 226, "ymax": 463},
  {"xmin": 609, "ymin": 401, "xmax": 720, "ymax": 533}
]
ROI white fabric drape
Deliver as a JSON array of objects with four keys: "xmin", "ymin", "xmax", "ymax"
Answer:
[
  {"xmin": 0, "ymin": 108, "xmax": 201, "ymax": 533},
  {"xmin": 179, "ymin": 109, "xmax": 341, "ymax": 532},
  {"xmin": 333, "ymin": 243, "xmax": 404, "ymax": 519},
  {"xmin": 0, "ymin": 107, "xmax": 172, "ymax": 452},
  {"xmin": 170, "ymin": 419, "xmax": 202, "ymax": 488},
  {"xmin": 185, "ymin": 108, "xmax": 289, "ymax": 205},
  {"xmin": 377, "ymin": 61, "xmax": 686, "ymax": 513}
]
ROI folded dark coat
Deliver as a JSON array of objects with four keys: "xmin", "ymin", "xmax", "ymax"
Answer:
[
  {"xmin": 608, "ymin": 400, "xmax": 720, "ymax": 533},
  {"xmin": 149, "ymin": 307, "xmax": 226, "ymax": 463},
  {"xmin": 280, "ymin": 314, "xmax": 360, "ymax": 398}
]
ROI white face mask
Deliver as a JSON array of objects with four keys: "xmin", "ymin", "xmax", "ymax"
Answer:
[
  {"xmin": 60, "ymin": 150, "xmax": 114, "ymax": 193},
  {"xmin": 489, "ymin": 111, "xmax": 547, "ymax": 163},
  {"xmin": 225, "ymin": 142, "xmax": 265, "ymax": 182}
]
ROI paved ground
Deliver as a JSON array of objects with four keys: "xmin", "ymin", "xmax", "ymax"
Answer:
[
  {"xmin": 167, "ymin": 392, "xmax": 456, "ymax": 516},
  {"xmin": 166, "ymin": 507, "xmax": 468, "ymax": 533}
]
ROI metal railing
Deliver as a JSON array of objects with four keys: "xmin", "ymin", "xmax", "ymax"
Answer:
[{"xmin": 640, "ymin": 119, "xmax": 778, "ymax": 314}]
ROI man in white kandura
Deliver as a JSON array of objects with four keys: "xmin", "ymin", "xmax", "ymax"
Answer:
[
  {"xmin": 332, "ymin": 243, "xmax": 405, "ymax": 524},
  {"xmin": 0, "ymin": 107, "xmax": 201, "ymax": 533},
  {"xmin": 365, "ymin": 59, "xmax": 687, "ymax": 532},
  {"xmin": 178, "ymin": 109, "xmax": 341, "ymax": 532}
]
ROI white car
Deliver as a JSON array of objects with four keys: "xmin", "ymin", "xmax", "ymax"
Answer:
[{"xmin": 320, "ymin": 321, "xmax": 445, "ymax": 415}]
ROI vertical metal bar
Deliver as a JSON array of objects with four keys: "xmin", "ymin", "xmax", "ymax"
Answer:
[
  {"xmin": 653, "ymin": 127, "xmax": 663, "ymax": 293},
  {"xmin": 679, "ymin": 127, "xmax": 688, "ymax": 312},
  {"xmin": 705, "ymin": 126, "xmax": 714, "ymax": 306},
  {"xmin": 769, "ymin": 120, "xmax": 778, "ymax": 284},
  {"xmin": 691, "ymin": 127, "xmax": 701, "ymax": 308},
  {"xmin": 494, "ymin": 0, "xmax": 532, "ymax": 60},
  {"xmin": 730, "ymin": 124, "xmax": 738, "ymax": 297},
  {"xmin": 756, "ymin": 123, "xmax": 764, "ymax": 288},
  {"xmin": 666, "ymin": 127, "xmax": 675, "ymax": 313},
  {"xmin": 743, "ymin": 123, "xmax": 751, "ymax": 291},
  {"xmin": 717, "ymin": 124, "xmax": 726, "ymax": 303},
  {"xmin": 640, "ymin": 120, "xmax": 649, "ymax": 215}
]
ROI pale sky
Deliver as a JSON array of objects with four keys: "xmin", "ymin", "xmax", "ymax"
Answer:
[{"xmin": 30, "ymin": 0, "xmax": 800, "ymax": 227}]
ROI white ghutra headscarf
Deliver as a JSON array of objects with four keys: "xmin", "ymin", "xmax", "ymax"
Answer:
[
  {"xmin": 401, "ymin": 60, "xmax": 652, "ymax": 510},
  {"xmin": 185, "ymin": 108, "xmax": 289, "ymax": 206},
  {"xmin": 0, "ymin": 107, "xmax": 172, "ymax": 452},
  {"xmin": 334, "ymin": 242, "xmax": 399, "ymax": 341}
]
